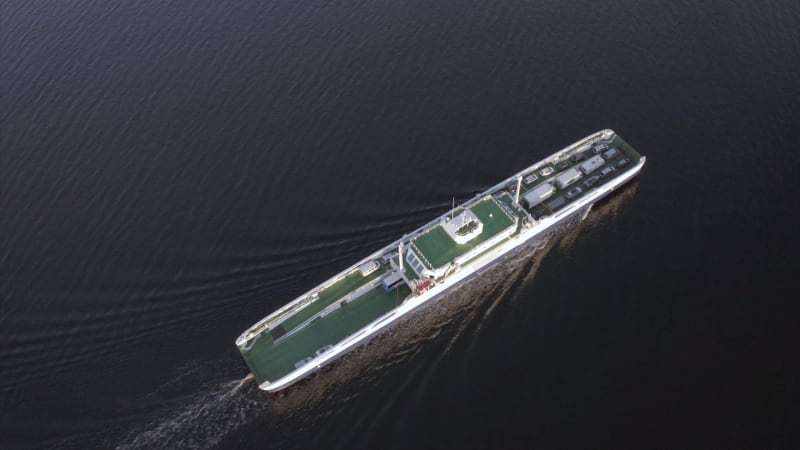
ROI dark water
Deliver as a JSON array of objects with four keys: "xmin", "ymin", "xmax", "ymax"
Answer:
[{"xmin": 2, "ymin": 0, "xmax": 799, "ymax": 448}]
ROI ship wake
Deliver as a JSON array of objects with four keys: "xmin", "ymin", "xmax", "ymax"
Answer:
[{"xmin": 115, "ymin": 373, "xmax": 266, "ymax": 450}]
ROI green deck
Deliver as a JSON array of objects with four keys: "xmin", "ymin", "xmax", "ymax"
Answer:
[
  {"xmin": 242, "ymin": 283, "xmax": 412, "ymax": 383},
  {"xmin": 412, "ymin": 197, "xmax": 514, "ymax": 269},
  {"xmin": 279, "ymin": 267, "xmax": 385, "ymax": 332},
  {"xmin": 241, "ymin": 198, "xmax": 515, "ymax": 384},
  {"xmin": 496, "ymin": 192, "xmax": 528, "ymax": 220}
]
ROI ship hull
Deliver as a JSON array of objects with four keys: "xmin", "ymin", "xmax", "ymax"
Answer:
[{"xmin": 236, "ymin": 129, "xmax": 646, "ymax": 391}]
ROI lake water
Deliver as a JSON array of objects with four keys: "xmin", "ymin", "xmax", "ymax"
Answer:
[{"xmin": 2, "ymin": 0, "xmax": 798, "ymax": 448}]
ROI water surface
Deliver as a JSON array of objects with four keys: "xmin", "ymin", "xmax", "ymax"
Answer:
[{"xmin": 1, "ymin": 0, "xmax": 798, "ymax": 448}]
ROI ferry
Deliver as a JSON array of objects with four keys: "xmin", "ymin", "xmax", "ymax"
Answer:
[{"xmin": 236, "ymin": 129, "xmax": 645, "ymax": 391}]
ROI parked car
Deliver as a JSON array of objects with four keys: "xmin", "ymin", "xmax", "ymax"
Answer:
[
  {"xmin": 602, "ymin": 148, "xmax": 619, "ymax": 159},
  {"xmin": 572, "ymin": 151, "xmax": 588, "ymax": 162},
  {"xmin": 566, "ymin": 187, "xmax": 583, "ymax": 199}
]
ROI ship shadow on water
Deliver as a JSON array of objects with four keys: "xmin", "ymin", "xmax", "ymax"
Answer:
[
  {"xmin": 115, "ymin": 181, "xmax": 640, "ymax": 450},
  {"xmin": 556, "ymin": 178, "xmax": 640, "ymax": 253}
]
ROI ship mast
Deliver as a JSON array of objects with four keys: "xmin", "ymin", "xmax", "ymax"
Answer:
[{"xmin": 515, "ymin": 175, "xmax": 522, "ymax": 204}]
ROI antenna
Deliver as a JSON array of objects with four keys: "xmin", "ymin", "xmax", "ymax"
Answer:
[{"xmin": 451, "ymin": 197, "xmax": 455, "ymax": 220}]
